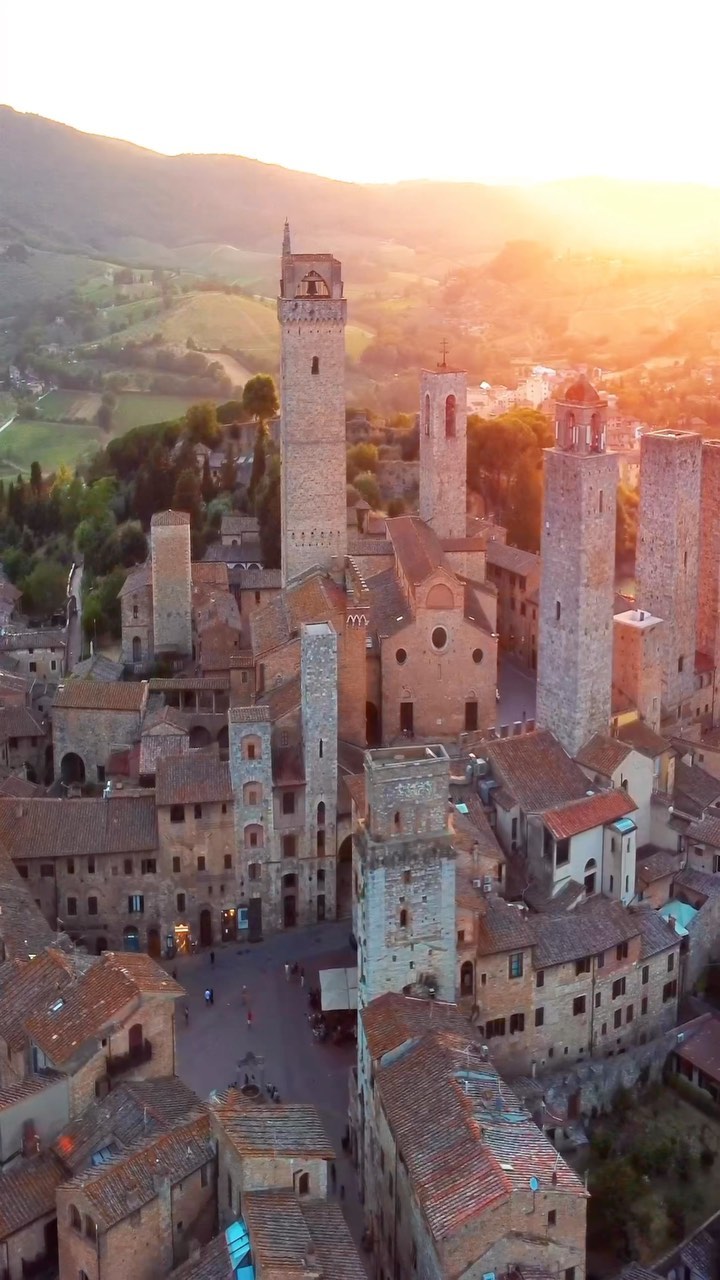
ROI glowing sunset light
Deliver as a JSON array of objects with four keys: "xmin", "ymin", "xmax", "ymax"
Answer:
[{"xmin": 2, "ymin": 0, "xmax": 720, "ymax": 187}]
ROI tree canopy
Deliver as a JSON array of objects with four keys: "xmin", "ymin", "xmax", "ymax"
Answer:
[{"xmin": 242, "ymin": 374, "xmax": 278, "ymax": 424}]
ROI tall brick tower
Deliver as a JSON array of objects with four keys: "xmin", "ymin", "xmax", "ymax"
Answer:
[
  {"xmin": 697, "ymin": 441, "xmax": 720, "ymax": 674},
  {"xmin": 536, "ymin": 376, "xmax": 617, "ymax": 757},
  {"xmin": 301, "ymin": 623, "xmax": 338, "ymax": 920},
  {"xmin": 635, "ymin": 430, "xmax": 701, "ymax": 716},
  {"xmin": 419, "ymin": 355, "xmax": 468, "ymax": 539},
  {"xmin": 278, "ymin": 228, "xmax": 348, "ymax": 585},
  {"xmin": 354, "ymin": 744, "xmax": 456, "ymax": 1014},
  {"xmin": 150, "ymin": 510, "xmax": 192, "ymax": 657}
]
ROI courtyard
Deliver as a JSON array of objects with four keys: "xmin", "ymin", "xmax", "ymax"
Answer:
[{"xmin": 170, "ymin": 920, "xmax": 368, "ymax": 1263}]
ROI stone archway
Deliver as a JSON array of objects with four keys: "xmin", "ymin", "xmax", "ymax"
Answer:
[
  {"xmin": 189, "ymin": 726, "xmax": 213, "ymax": 750},
  {"xmin": 336, "ymin": 835, "xmax": 353, "ymax": 920},
  {"xmin": 61, "ymin": 752, "xmax": 85, "ymax": 786}
]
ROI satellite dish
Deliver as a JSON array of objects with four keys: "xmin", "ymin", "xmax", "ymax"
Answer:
[{"xmin": 529, "ymin": 1175, "xmax": 540, "ymax": 1192}]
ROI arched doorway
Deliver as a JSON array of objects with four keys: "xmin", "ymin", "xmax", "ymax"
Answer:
[
  {"xmin": 190, "ymin": 726, "xmax": 213, "ymax": 750},
  {"xmin": 336, "ymin": 836, "xmax": 353, "ymax": 920},
  {"xmin": 123, "ymin": 926, "xmax": 140, "ymax": 952},
  {"xmin": 460, "ymin": 961, "xmax": 474, "ymax": 996},
  {"xmin": 61, "ymin": 752, "xmax": 85, "ymax": 786},
  {"xmin": 584, "ymin": 859, "xmax": 597, "ymax": 895},
  {"xmin": 95, "ymin": 936, "xmax": 108, "ymax": 955},
  {"xmin": 217, "ymin": 725, "xmax": 229, "ymax": 753},
  {"xmin": 128, "ymin": 1023, "xmax": 143, "ymax": 1054},
  {"xmin": 24, "ymin": 764, "xmax": 37, "ymax": 784},
  {"xmin": 199, "ymin": 908, "xmax": 213, "ymax": 947},
  {"xmin": 147, "ymin": 927, "xmax": 161, "ymax": 958},
  {"xmin": 283, "ymin": 874, "xmax": 297, "ymax": 928},
  {"xmin": 132, "ymin": 636, "xmax": 142, "ymax": 663},
  {"xmin": 366, "ymin": 701, "xmax": 381, "ymax": 748}
]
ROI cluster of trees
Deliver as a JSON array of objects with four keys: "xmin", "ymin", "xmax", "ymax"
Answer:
[{"xmin": 467, "ymin": 408, "xmax": 554, "ymax": 551}]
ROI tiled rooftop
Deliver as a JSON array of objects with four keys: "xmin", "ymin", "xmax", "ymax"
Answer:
[
  {"xmin": 54, "ymin": 679, "xmax": 147, "ymax": 712},
  {"xmin": 151, "ymin": 510, "xmax": 190, "ymax": 526},
  {"xmin": 0, "ymin": 795, "xmax": 158, "ymax": 858},
  {"xmin": 361, "ymin": 992, "xmax": 472, "ymax": 1062},
  {"xmin": 532, "ymin": 899, "xmax": 640, "ymax": 969},
  {"xmin": 484, "ymin": 541, "xmax": 540, "ymax": 576},
  {"xmin": 686, "ymin": 812, "xmax": 720, "ymax": 851},
  {"xmin": 0, "ymin": 629, "xmax": 65, "ymax": 652},
  {"xmin": 242, "ymin": 1189, "xmax": 367, "ymax": 1278},
  {"xmin": 616, "ymin": 720, "xmax": 671, "ymax": 758},
  {"xmin": 53, "ymin": 1076, "xmax": 204, "ymax": 1173},
  {"xmin": 485, "ymin": 730, "xmax": 590, "ymax": 813},
  {"xmin": 386, "ymin": 516, "xmax": 449, "ymax": 586},
  {"xmin": 575, "ymin": 732, "xmax": 633, "ymax": 777},
  {"xmin": 0, "ymin": 1151, "xmax": 65, "ymax": 1239},
  {"xmin": 376, "ymin": 1028, "xmax": 584, "ymax": 1241},
  {"xmin": 631, "ymin": 907, "xmax": 680, "ymax": 959},
  {"xmin": 476, "ymin": 900, "xmax": 535, "ymax": 955},
  {"xmin": 674, "ymin": 761, "xmax": 720, "ymax": 817},
  {"xmin": 636, "ymin": 846, "xmax": 682, "ymax": 883},
  {"xmin": 213, "ymin": 1093, "xmax": 334, "ymax": 1159},
  {"xmin": 541, "ymin": 788, "xmax": 637, "ymax": 840},
  {"xmin": 155, "ymin": 755, "xmax": 233, "ymax": 806}
]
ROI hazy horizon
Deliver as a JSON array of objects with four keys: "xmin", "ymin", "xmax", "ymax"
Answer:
[{"xmin": 3, "ymin": 0, "xmax": 720, "ymax": 188}]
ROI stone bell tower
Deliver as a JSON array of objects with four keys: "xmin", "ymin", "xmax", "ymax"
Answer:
[
  {"xmin": 536, "ymin": 375, "xmax": 617, "ymax": 757},
  {"xmin": 419, "ymin": 348, "xmax": 468, "ymax": 540},
  {"xmin": 278, "ymin": 226, "xmax": 348, "ymax": 586}
]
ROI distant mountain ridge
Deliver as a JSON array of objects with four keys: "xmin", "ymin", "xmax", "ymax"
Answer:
[{"xmin": 2, "ymin": 105, "xmax": 720, "ymax": 266}]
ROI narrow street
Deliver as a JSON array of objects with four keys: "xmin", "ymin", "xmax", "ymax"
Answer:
[
  {"xmin": 66, "ymin": 561, "xmax": 83, "ymax": 671},
  {"xmin": 497, "ymin": 652, "xmax": 537, "ymax": 728}
]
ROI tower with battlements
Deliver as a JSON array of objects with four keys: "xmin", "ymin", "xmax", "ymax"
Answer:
[
  {"xmin": 278, "ymin": 228, "xmax": 348, "ymax": 585},
  {"xmin": 536, "ymin": 376, "xmax": 617, "ymax": 756},
  {"xmin": 419, "ymin": 358, "xmax": 468, "ymax": 540}
]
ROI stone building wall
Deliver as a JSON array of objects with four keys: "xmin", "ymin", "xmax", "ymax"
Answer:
[
  {"xmin": 698, "ymin": 440, "xmax": 720, "ymax": 669},
  {"xmin": 419, "ymin": 367, "xmax": 467, "ymax": 539},
  {"xmin": 151, "ymin": 512, "xmax": 192, "ymax": 657},
  {"xmin": 537, "ymin": 447, "xmax": 618, "ymax": 756},
  {"xmin": 229, "ymin": 707, "xmax": 274, "ymax": 934},
  {"xmin": 121, "ymin": 582, "xmax": 154, "ymax": 667},
  {"xmin": 635, "ymin": 430, "xmax": 702, "ymax": 715},
  {"xmin": 300, "ymin": 624, "xmax": 338, "ymax": 924},
  {"xmin": 52, "ymin": 705, "xmax": 145, "ymax": 783},
  {"xmin": 613, "ymin": 609, "xmax": 664, "ymax": 731},
  {"xmin": 278, "ymin": 252, "xmax": 348, "ymax": 584}
]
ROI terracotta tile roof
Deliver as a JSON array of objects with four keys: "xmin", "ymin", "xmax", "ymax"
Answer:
[
  {"xmin": 687, "ymin": 813, "xmax": 720, "ymax": 851},
  {"xmin": 67, "ymin": 1113, "xmax": 213, "ymax": 1229},
  {"xmin": 237, "ymin": 569, "xmax": 282, "ymax": 590},
  {"xmin": 0, "ymin": 1151, "xmax": 65, "ymax": 1238},
  {"xmin": 151, "ymin": 510, "xmax": 190, "ymax": 526},
  {"xmin": 680, "ymin": 1228, "xmax": 718, "ymax": 1278},
  {"xmin": 575, "ymin": 733, "xmax": 633, "ymax": 777},
  {"xmin": 674, "ymin": 866, "xmax": 720, "ymax": 901},
  {"xmin": 169, "ymin": 1232, "xmax": 232, "ymax": 1280},
  {"xmin": 0, "ymin": 848, "xmax": 57, "ymax": 958},
  {"xmin": 250, "ymin": 571, "xmax": 342, "ymax": 657},
  {"xmin": 636, "ymin": 847, "xmax": 682, "ymax": 883},
  {"xmin": 242, "ymin": 1189, "xmax": 367, "ymax": 1279},
  {"xmin": 26, "ymin": 951, "xmax": 182, "ymax": 1067},
  {"xmin": 229, "ymin": 705, "xmax": 270, "ymax": 724},
  {"xmin": 0, "ymin": 949, "xmax": 79, "ymax": 1051},
  {"xmin": 346, "ymin": 535, "xmax": 393, "ymax": 556},
  {"xmin": 72, "ymin": 653, "xmax": 126, "ymax": 682},
  {"xmin": 203, "ymin": 541, "xmax": 263, "ymax": 564},
  {"xmin": 139, "ymin": 730, "xmax": 189, "ymax": 777},
  {"xmin": 631, "ymin": 907, "xmax": 679, "ymax": 958},
  {"xmin": 541, "ymin": 788, "xmax": 637, "ymax": 840},
  {"xmin": 617, "ymin": 720, "xmax": 671, "ymax": 758},
  {"xmin": 192, "ymin": 562, "xmax": 229, "ymax": 588},
  {"xmin": 118, "ymin": 564, "xmax": 152, "ymax": 598},
  {"xmin": 366, "ymin": 566, "xmax": 411, "ymax": 639},
  {"xmin": 523, "ymin": 878, "xmax": 585, "ymax": 914},
  {"xmin": 53, "ymin": 1076, "xmax": 203, "ymax": 1172},
  {"xmin": 149, "ymin": 677, "xmax": 229, "ymax": 692},
  {"xmin": 213, "ymin": 1095, "xmax": 334, "ymax": 1159},
  {"xmin": 532, "ymin": 899, "xmax": 640, "ymax": 968},
  {"xmin": 0, "ymin": 706, "xmax": 44, "ymax": 741},
  {"xmin": 0, "ymin": 1072, "xmax": 64, "ymax": 1114},
  {"xmin": 376, "ymin": 1030, "xmax": 584, "ymax": 1241},
  {"xmin": 156, "ymin": 755, "xmax": 233, "ymax": 806},
  {"xmin": 0, "ymin": 629, "xmax": 65, "ymax": 652},
  {"xmin": 674, "ymin": 761, "xmax": 720, "ymax": 817},
  {"xmin": 485, "ymin": 730, "xmax": 590, "ymax": 813},
  {"xmin": 221, "ymin": 515, "xmax": 260, "ymax": 536},
  {"xmin": 476, "ymin": 900, "xmax": 535, "ymax": 955},
  {"xmin": 0, "ymin": 795, "xmax": 158, "ymax": 859},
  {"xmin": 54, "ymin": 679, "xmax": 147, "ymax": 712},
  {"xmin": 463, "ymin": 580, "xmax": 494, "ymax": 633},
  {"xmin": 386, "ymin": 516, "xmax": 449, "ymax": 585},
  {"xmin": 361, "ymin": 992, "xmax": 472, "ymax": 1063},
  {"xmin": 674, "ymin": 1012, "xmax": 720, "ymax": 1083},
  {"xmin": 142, "ymin": 705, "xmax": 188, "ymax": 734},
  {"xmin": 261, "ymin": 675, "xmax": 301, "ymax": 723},
  {"xmin": 484, "ymin": 542, "xmax": 540, "ymax": 576}
]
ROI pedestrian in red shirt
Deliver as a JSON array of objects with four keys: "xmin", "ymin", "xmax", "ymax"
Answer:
[{"xmin": 247, "ymin": 1009, "xmax": 253, "ymax": 1030}]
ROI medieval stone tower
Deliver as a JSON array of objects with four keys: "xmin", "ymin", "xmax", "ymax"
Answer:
[
  {"xmin": 150, "ymin": 510, "xmax": 192, "ymax": 657},
  {"xmin": 613, "ymin": 608, "xmax": 664, "ymax": 732},
  {"xmin": 697, "ymin": 440, "xmax": 720, "ymax": 673},
  {"xmin": 278, "ymin": 225, "xmax": 348, "ymax": 585},
  {"xmin": 354, "ymin": 743, "xmax": 456, "ymax": 1014},
  {"xmin": 635, "ymin": 430, "xmax": 701, "ymax": 716},
  {"xmin": 536, "ymin": 376, "xmax": 617, "ymax": 757},
  {"xmin": 301, "ymin": 622, "xmax": 338, "ymax": 921},
  {"xmin": 419, "ymin": 360, "xmax": 468, "ymax": 539}
]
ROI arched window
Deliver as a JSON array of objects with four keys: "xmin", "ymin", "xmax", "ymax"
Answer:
[
  {"xmin": 319, "ymin": 739, "xmax": 323, "ymax": 759},
  {"xmin": 132, "ymin": 604, "xmax": 139, "ymax": 619},
  {"xmin": 584, "ymin": 858, "xmax": 597, "ymax": 896},
  {"xmin": 243, "ymin": 736, "xmax": 261, "ymax": 761},
  {"xmin": 424, "ymin": 393, "xmax": 431, "ymax": 436},
  {"xmin": 590, "ymin": 412, "xmax": 602, "ymax": 452},
  {"xmin": 132, "ymin": 636, "xmax": 142, "ymax": 663},
  {"xmin": 394, "ymin": 811, "xmax": 401, "ymax": 832},
  {"xmin": 445, "ymin": 394, "xmax": 456, "ymax": 438},
  {"xmin": 69, "ymin": 1204, "xmax": 82, "ymax": 1231},
  {"xmin": 460, "ymin": 960, "xmax": 474, "ymax": 995},
  {"xmin": 244, "ymin": 824, "xmax": 264, "ymax": 849},
  {"xmin": 311, "ymin": 356, "xmax": 319, "ymax": 375},
  {"xmin": 399, "ymin": 908, "xmax": 408, "ymax": 928},
  {"xmin": 294, "ymin": 1170, "xmax": 310, "ymax": 1196},
  {"xmin": 243, "ymin": 782, "xmax": 261, "ymax": 805},
  {"xmin": 317, "ymin": 801, "xmax": 325, "ymax": 827},
  {"xmin": 85, "ymin": 1216, "xmax": 97, "ymax": 1241}
]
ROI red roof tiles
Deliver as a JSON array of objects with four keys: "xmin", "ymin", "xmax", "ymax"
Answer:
[
  {"xmin": 54, "ymin": 680, "xmax": 147, "ymax": 712},
  {"xmin": 541, "ymin": 788, "xmax": 637, "ymax": 840}
]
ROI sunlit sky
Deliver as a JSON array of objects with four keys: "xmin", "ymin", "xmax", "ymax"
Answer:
[{"xmin": 2, "ymin": 0, "xmax": 720, "ymax": 186}]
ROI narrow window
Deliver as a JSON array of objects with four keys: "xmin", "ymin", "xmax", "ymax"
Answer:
[
  {"xmin": 311, "ymin": 357, "xmax": 319, "ymax": 375},
  {"xmin": 399, "ymin": 909, "xmax": 408, "ymax": 928},
  {"xmin": 599, "ymin": 490, "xmax": 603, "ymax": 514},
  {"xmin": 319, "ymin": 739, "xmax": 323, "ymax": 759},
  {"xmin": 445, "ymin": 394, "xmax": 456, "ymax": 438},
  {"xmin": 556, "ymin": 600, "xmax": 561, "ymax": 622}
]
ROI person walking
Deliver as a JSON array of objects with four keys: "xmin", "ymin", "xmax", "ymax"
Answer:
[
  {"xmin": 247, "ymin": 1008, "xmax": 253, "ymax": 1030},
  {"xmin": 284, "ymin": 962, "xmax": 290, "ymax": 981},
  {"xmin": 300, "ymin": 966, "xmax": 305, "ymax": 989},
  {"xmin": 204, "ymin": 988, "xmax": 212, "ymax": 1006},
  {"xmin": 339, "ymin": 1183, "xmax": 345, "ymax": 1201},
  {"xmin": 183, "ymin": 1004, "xmax": 189, "ymax": 1025},
  {"xmin": 210, "ymin": 950, "xmax": 215, "ymax": 967}
]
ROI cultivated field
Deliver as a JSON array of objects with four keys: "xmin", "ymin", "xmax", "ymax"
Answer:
[
  {"xmin": 37, "ymin": 390, "xmax": 200, "ymax": 432},
  {"xmin": 0, "ymin": 419, "xmax": 101, "ymax": 475},
  {"xmin": 37, "ymin": 390, "xmax": 102, "ymax": 421}
]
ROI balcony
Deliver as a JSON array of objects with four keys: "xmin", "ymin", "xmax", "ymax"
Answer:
[{"xmin": 107, "ymin": 1039, "xmax": 152, "ymax": 1078}]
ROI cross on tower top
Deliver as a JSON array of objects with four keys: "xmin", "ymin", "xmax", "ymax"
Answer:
[{"xmin": 439, "ymin": 338, "xmax": 449, "ymax": 369}]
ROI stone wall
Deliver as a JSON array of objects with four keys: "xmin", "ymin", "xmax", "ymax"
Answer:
[
  {"xmin": 151, "ymin": 514, "xmax": 192, "ymax": 657},
  {"xmin": 419, "ymin": 368, "xmax": 467, "ymax": 539},
  {"xmin": 52, "ymin": 705, "xmax": 145, "ymax": 783},
  {"xmin": 698, "ymin": 440, "xmax": 720, "ymax": 671}
]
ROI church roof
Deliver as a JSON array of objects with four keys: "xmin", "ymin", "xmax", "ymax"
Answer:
[
  {"xmin": 386, "ymin": 517, "xmax": 450, "ymax": 586},
  {"xmin": 558, "ymin": 373, "xmax": 602, "ymax": 405}
]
